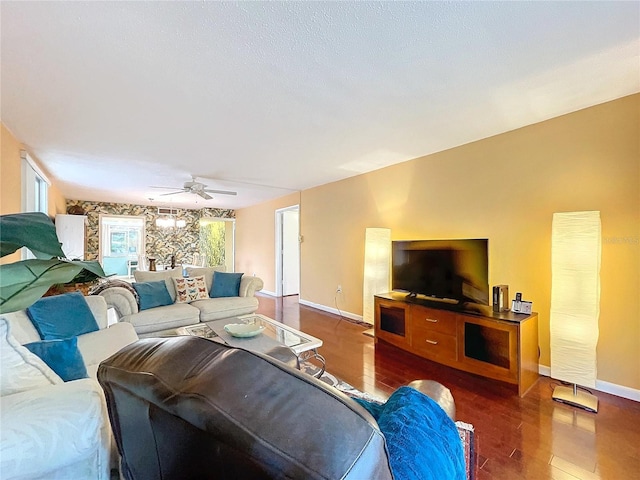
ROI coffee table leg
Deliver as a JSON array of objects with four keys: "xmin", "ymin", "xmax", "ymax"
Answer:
[{"xmin": 298, "ymin": 349, "xmax": 326, "ymax": 378}]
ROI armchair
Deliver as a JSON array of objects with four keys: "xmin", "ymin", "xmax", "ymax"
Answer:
[{"xmin": 98, "ymin": 336, "xmax": 465, "ymax": 480}]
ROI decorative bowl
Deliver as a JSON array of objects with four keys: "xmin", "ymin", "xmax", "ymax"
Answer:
[{"xmin": 224, "ymin": 323, "xmax": 265, "ymax": 338}]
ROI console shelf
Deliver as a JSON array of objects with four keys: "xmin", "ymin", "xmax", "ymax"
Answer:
[{"xmin": 375, "ymin": 292, "xmax": 539, "ymax": 397}]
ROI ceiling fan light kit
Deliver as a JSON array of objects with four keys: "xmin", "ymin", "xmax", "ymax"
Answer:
[{"xmin": 150, "ymin": 177, "xmax": 238, "ymax": 201}]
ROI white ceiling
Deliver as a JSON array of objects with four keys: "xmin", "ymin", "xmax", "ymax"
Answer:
[{"xmin": 1, "ymin": 2, "xmax": 638, "ymax": 210}]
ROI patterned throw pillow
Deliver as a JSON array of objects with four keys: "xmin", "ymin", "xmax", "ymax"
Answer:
[{"xmin": 173, "ymin": 276, "xmax": 209, "ymax": 303}]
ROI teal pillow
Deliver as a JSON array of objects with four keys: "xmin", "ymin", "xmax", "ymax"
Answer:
[
  {"xmin": 24, "ymin": 337, "xmax": 89, "ymax": 382},
  {"xmin": 26, "ymin": 292, "xmax": 99, "ymax": 340},
  {"xmin": 210, "ymin": 271, "xmax": 243, "ymax": 298},
  {"xmin": 133, "ymin": 280, "xmax": 173, "ymax": 310}
]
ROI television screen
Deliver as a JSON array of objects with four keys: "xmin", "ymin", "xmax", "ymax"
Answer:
[{"xmin": 392, "ymin": 239, "xmax": 489, "ymax": 305}]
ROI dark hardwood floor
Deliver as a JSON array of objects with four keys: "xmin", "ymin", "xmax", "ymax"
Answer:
[{"xmin": 256, "ymin": 294, "xmax": 640, "ymax": 480}]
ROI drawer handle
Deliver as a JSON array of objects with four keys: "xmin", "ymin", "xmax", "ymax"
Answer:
[
  {"xmin": 425, "ymin": 318, "xmax": 439, "ymax": 323},
  {"xmin": 425, "ymin": 339, "xmax": 438, "ymax": 345}
]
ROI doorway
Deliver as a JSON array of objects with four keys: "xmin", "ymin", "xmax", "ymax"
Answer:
[
  {"xmin": 275, "ymin": 206, "xmax": 300, "ymax": 297},
  {"xmin": 99, "ymin": 215, "xmax": 146, "ymax": 277},
  {"xmin": 199, "ymin": 218, "xmax": 235, "ymax": 272}
]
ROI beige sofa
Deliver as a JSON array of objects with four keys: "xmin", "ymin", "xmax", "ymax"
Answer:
[
  {"xmin": 0, "ymin": 296, "xmax": 138, "ymax": 480},
  {"xmin": 98, "ymin": 266, "xmax": 264, "ymax": 336}
]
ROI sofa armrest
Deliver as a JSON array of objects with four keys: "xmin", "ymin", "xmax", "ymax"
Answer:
[
  {"xmin": 239, "ymin": 276, "xmax": 263, "ymax": 297},
  {"xmin": 0, "ymin": 378, "xmax": 110, "ymax": 480},
  {"xmin": 98, "ymin": 287, "xmax": 139, "ymax": 318}
]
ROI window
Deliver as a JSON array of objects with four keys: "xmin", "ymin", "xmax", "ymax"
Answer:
[
  {"xmin": 21, "ymin": 150, "xmax": 49, "ymax": 214},
  {"xmin": 21, "ymin": 151, "xmax": 50, "ymax": 259},
  {"xmin": 106, "ymin": 227, "xmax": 140, "ymax": 256}
]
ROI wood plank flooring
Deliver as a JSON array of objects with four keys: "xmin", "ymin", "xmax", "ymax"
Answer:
[{"xmin": 256, "ymin": 294, "xmax": 640, "ymax": 480}]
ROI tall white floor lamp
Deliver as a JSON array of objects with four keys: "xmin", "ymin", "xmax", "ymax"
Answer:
[
  {"xmin": 550, "ymin": 211, "xmax": 601, "ymax": 413},
  {"xmin": 362, "ymin": 228, "xmax": 391, "ymax": 325}
]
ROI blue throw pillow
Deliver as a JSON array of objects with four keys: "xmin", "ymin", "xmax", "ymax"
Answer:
[
  {"xmin": 26, "ymin": 292, "xmax": 99, "ymax": 340},
  {"xmin": 210, "ymin": 272, "xmax": 243, "ymax": 298},
  {"xmin": 133, "ymin": 280, "xmax": 173, "ymax": 310},
  {"xmin": 24, "ymin": 337, "xmax": 89, "ymax": 382},
  {"xmin": 355, "ymin": 387, "xmax": 465, "ymax": 480}
]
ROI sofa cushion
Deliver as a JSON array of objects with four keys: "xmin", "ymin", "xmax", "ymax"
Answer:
[
  {"xmin": 77, "ymin": 322, "xmax": 139, "ymax": 379},
  {"xmin": 210, "ymin": 271, "xmax": 243, "ymax": 298},
  {"xmin": 185, "ymin": 266, "xmax": 226, "ymax": 292},
  {"xmin": 25, "ymin": 337, "xmax": 89, "ymax": 382},
  {"xmin": 26, "ymin": 292, "xmax": 99, "ymax": 340},
  {"xmin": 0, "ymin": 318, "xmax": 63, "ymax": 396},
  {"xmin": 122, "ymin": 303, "xmax": 200, "ymax": 334},
  {"xmin": 134, "ymin": 268, "xmax": 183, "ymax": 301},
  {"xmin": 173, "ymin": 276, "xmax": 209, "ymax": 303},
  {"xmin": 133, "ymin": 281, "xmax": 173, "ymax": 310},
  {"xmin": 192, "ymin": 296, "xmax": 259, "ymax": 322}
]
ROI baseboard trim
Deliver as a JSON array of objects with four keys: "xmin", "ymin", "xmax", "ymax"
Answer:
[
  {"xmin": 298, "ymin": 299, "xmax": 371, "ymax": 325},
  {"xmin": 258, "ymin": 290, "xmax": 277, "ymax": 297},
  {"xmin": 538, "ymin": 365, "xmax": 640, "ymax": 402}
]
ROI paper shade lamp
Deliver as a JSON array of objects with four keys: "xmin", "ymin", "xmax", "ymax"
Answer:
[
  {"xmin": 362, "ymin": 228, "xmax": 391, "ymax": 325},
  {"xmin": 550, "ymin": 211, "xmax": 601, "ymax": 412}
]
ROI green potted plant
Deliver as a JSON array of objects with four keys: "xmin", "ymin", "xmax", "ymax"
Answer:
[{"xmin": 0, "ymin": 212, "xmax": 105, "ymax": 314}]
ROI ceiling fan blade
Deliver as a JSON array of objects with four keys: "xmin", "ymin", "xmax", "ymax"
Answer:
[
  {"xmin": 198, "ymin": 191, "xmax": 213, "ymax": 200},
  {"xmin": 158, "ymin": 190, "xmax": 185, "ymax": 196},
  {"xmin": 203, "ymin": 189, "xmax": 237, "ymax": 196},
  {"xmin": 150, "ymin": 186, "xmax": 181, "ymax": 190}
]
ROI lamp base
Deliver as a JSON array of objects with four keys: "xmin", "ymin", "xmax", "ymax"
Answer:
[{"xmin": 552, "ymin": 384, "xmax": 598, "ymax": 413}]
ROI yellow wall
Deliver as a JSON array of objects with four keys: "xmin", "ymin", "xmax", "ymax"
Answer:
[
  {"xmin": 1, "ymin": 124, "xmax": 23, "ymax": 216},
  {"xmin": 235, "ymin": 192, "xmax": 300, "ymax": 293},
  {"xmin": 237, "ymin": 94, "xmax": 639, "ymax": 391},
  {"xmin": 1, "ymin": 123, "xmax": 68, "ymax": 262}
]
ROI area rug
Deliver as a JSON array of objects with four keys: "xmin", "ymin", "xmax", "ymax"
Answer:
[{"xmin": 301, "ymin": 364, "xmax": 477, "ymax": 480}]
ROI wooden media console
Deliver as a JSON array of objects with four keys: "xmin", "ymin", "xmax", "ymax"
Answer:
[{"xmin": 374, "ymin": 293, "xmax": 539, "ymax": 397}]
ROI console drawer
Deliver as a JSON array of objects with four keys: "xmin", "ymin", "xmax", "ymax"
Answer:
[
  {"xmin": 411, "ymin": 330, "xmax": 457, "ymax": 363},
  {"xmin": 410, "ymin": 305, "xmax": 457, "ymax": 336}
]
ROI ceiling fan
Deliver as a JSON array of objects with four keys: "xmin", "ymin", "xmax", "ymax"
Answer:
[{"xmin": 150, "ymin": 178, "xmax": 237, "ymax": 200}]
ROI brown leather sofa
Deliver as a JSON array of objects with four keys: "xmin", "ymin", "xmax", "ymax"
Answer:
[{"xmin": 98, "ymin": 336, "xmax": 455, "ymax": 480}]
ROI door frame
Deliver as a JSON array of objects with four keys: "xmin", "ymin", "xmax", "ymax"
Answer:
[{"xmin": 275, "ymin": 205, "xmax": 300, "ymax": 297}]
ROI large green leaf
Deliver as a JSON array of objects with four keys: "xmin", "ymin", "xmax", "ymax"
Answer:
[
  {"xmin": 0, "ymin": 259, "xmax": 105, "ymax": 313},
  {"xmin": 0, "ymin": 212, "xmax": 65, "ymax": 259}
]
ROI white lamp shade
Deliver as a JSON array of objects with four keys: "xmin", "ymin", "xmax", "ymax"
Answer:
[
  {"xmin": 550, "ymin": 211, "xmax": 601, "ymax": 388},
  {"xmin": 362, "ymin": 228, "xmax": 391, "ymax": 325}
]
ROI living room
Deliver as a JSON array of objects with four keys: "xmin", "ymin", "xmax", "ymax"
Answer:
[{"xmin": 1, "ymin": 2, "xmax": 639, "ymax": 480}]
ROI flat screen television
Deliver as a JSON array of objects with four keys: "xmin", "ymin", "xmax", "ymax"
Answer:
[{"xmin": 392, "ymin": 239, "xmax": 489, "ymax": 305}]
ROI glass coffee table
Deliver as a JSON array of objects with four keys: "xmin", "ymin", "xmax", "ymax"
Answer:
[{"xmin": 177, "ymin": 314, "xmax": 326, "ymax": 376}]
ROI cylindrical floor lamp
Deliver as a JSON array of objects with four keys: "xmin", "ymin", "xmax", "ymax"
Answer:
[
  {"xmin": 550, "ymin": 211, "xmax": 601, "ymax": 413},
  {"xmin": 362, "ymin": 228, "xmax": 391, "ymax": 325}
]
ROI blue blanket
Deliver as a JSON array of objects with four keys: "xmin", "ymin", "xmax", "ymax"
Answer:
[{"xmin": 354, "ymin": 386, "xmax": 465, "ymax": 480}]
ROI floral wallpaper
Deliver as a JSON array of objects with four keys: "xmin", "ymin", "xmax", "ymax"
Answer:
[{"xmin": 65, "ymin": 200, "xmax": 234, "ymax": 266}]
